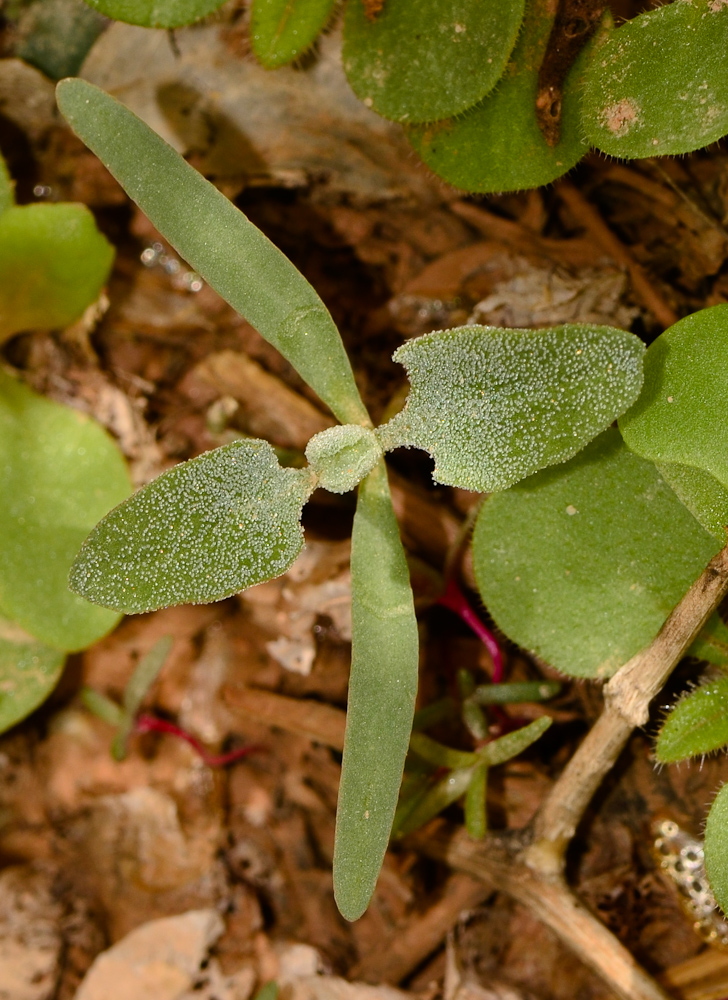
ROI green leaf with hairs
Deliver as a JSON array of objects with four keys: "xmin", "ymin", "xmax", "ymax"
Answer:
[
  {"xmin": 334, "ymin": 460, "xmax": 419, "ymax": 921},
  {"xmin": 0, "ymin": 618, "xmax": 65, "ymax": 734},
  {"xmin": 582, "ymin": 0, "xmax": 728, "ymax": 158},
  {"xmin": 342, "ymin": 0, "xmax": 525, "ymax": 124},
  {"xmin": 620, "ymin": 306, "xmax": 728, "ymax": 508},
  {"xmin": 378, "ymin": 324, "xmax": 644, "ymax": 492},
  {"xmin": 251, "ymin": 0, "xmax": 336, "ymax": 69},
  {"xmin": 81, "ymin": 0, "xmax": 227, "ymax": 27},
  {"xmin": 656, "ymin": 676, "xmax": 728, "ymax": 763},
  {"xmin": 473, "ymin": 429, "xmax": 721, "ymax": 678},
  {"xmin": 70, "ymin": 440, "xmax": 315, "ymax": 614},
  {"xmin": 56, "ymin": 78, "xmax": 369, "ymax": 426},
  {"xmin": 0, "ymin": 371, "xmax": 129, "ymax": 651},
  {"xmin": 705, "ymin": 783, "xmax": 728, "ymax": 915},
  {"xmin": 408, "ymin": 0, "xmax": 609, "ymax": 193},
  {"xmin": 0, "ymin": 203, "xmax": 114, "ymax": 343}
]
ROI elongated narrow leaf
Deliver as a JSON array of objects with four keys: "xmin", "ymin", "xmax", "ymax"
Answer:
[
  {"xmin": 471, "ymin": 681, "xmax": 561, "ymax": 705},
  {"xmin": 0, "ymin": 618, "xmax": 65, "ymax": 734},
  {"xmin": 620, "ymin": 306, "xmax": 728, "ymax": 503},
  {"xmin": 464, "ymin": 763, "xmax": 487, "ymax": 839},
  {"xmin": 583, "ymin": 0, "xmax": 728, "ymax": 158},
  {"xmin": 408, "ymin": 0, "xmax": 608, "ymax": 193},
  {"xmin": 0, "ymin": 371, "xmax": 129, "ymax": 651},
  {"xmin": 81, "ymin": 0, "xmax": 227, "ymax": 27},
  {"xmin": 705, "ymin": 784, "xmax": 728, "ymax": 915},
  {"xmin": 0, "ymin": 203, "xmax": 114, "ymax": 343},
  {"xmin": 379, "ymin": 324, "xmax": 644, "ymax": 492},
  {"xmin": 112, "ymin": 634, "xmax": 173, "ymax": 758},
  {"xmin": 393, "ymin": 766, "xmax": 475, "ymax": 839},
  {"xmin": 333, "ymin": 460, "xmax": 419, "ymax": 921},
  {"xmin": 473, "ymin": 429, "xmax": 721, "ymax": 678},
  {"xmin": 56, "ymin": 79, "xmax": 369, "ymax": 427},
  {"xmin": 481, "ymin": 716, "xmax": 551, "ymax": 766},
  {"xmin": 70, "ymin": 440, "xmax": 315, "ymax": 614},
  {"xmin": 342, "ymin": 0, "xmax": 525, "ymax": 124},
  {"xmin": 656, "ymin": 677, "xmax": 728, "ymax": 764},
  {"xmin": 251, "ymin": 0, "xmax": 336, "ymax": 69},
  {"xmin": 409, "ymin": 732, "xmax": 478, "ymax": 770}
]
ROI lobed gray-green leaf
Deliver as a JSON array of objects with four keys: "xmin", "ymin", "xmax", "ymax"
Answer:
[
  {"xmin": 473, "ymin": 429, "xmax": 721, "ymax": 678},
  {"xmin": 56, "ymin": 79, "xmax": 369, "ymax": 427},
  {"xmin": 582, "ymin": 0, "xmax": 728, "ymax": 158},
  {"xmin": 70, "ymin": 440, "xmax": 315, "ymax": 614},
  {"xmin": 342, "ymin": 0, "xmax": 525, "ymax": 124},
  {"xmin": 380, "ymin": 324, "xmax": 644, "ymax": 492},
  {"xmin": 333, "ymin": 460, "xmax": 419, "ymax": 921}
]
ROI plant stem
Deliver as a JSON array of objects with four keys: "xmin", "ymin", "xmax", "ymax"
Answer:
[{"xmin": 135, "ymin": 714, "xmax": 260, "ymax": 767}]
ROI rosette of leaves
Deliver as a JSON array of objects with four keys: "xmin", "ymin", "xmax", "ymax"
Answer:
[
  {"xmin": 56, "ymin": 77, "xmax": 646, "ymax": 921},
  {"xmin": 0, "ymin": 151, "xmax": 129, "ymax": 734}
]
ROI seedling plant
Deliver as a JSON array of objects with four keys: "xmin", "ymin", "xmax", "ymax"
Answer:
[{"xmin": 54, "ymin": 72, "xmax": 728, "ymax": 944}]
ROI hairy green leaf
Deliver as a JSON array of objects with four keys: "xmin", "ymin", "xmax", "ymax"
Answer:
[
  {"xmin": 379, "ymin": 324, "xmax": 644, "ymax": 492},
  {"xmin": 408, "ymin": 0, "xmax": 608, "ymax": 193},
  {"xmin": 0, "ymin": 203, "xmax": 114, "ymax": 343},
  {"xmin": 342, "ymin": 0, "xmax": 525, "ymax": 124},
  {"xmin": 70, "ymin": 440, "xmax": 315, "ymax": 614},
  {"xmin": 473, "ymin": 429, "xmax": 721, "ymax": 678},
  {"xmin": 656, "ymin": 676, "xmax": 728, "ymax": 764},
  {"xmin": 333, "ymin": 460, "xmax": 419, "ymax": 921},
  {"xmin": 0, "ymin": 618, "xmax": 65, "ymax": 734},
  {"xmin": 56, "ymin": 79, "xmax": 369, "ymax": 426},
  {"xmin": 251, "ymin": 0, "xmax": 336, "ymax": 69},
  {"xmin": 0, "ymin": 371, "xmax": 129, "ymax": 650},
  {"xmin": 582, "ymin": 0, "xmax": 728, "ymax": 158},
  {"xmin": 619, "ymin": 306, "xmax": 728, "ymax": 502},
  {"xmin": 81, "ymin": 0, "xmax": 227, "ymax": 27},
  {"xmin": 704, "ymin": 783, "xmax": 728, "ymax": 915}
]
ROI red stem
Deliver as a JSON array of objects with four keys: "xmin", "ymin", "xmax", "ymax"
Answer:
[
  {"xmin": 437, "ymin": 576, "xmax": 504, "ymax": 683},
  {"xmin": 135, "ymin": 714, "xmax": 260, "ymax": 767}
]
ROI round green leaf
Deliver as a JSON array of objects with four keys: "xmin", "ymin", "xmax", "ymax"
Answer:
[
  {"xmin": 0, "ymin": 203, "xmax": 114, "ymax": 343},
  {"xmin": 408, "ymin": 0, "xmax": 607, "ymax": 193},
  {"xmin": 251, "ymin": 0, "xmax": 336, "ymax": 69},
  {"xmin": 582, "ymin": 0, "xmax": 728, "ymax": 158},
  {"xmin": 379, "ymin": 324, "xmax": 645, "ymax": 493},
  {"xmin": 16, "ymin": 0, "xmax": 107, "ymax": 80},
  {"xmin": 81, "ymin": 0, "xmax": 227, "ymax": 27},
  {"xmin": 619, "ymin": 305, "xmax": 728, "ymax": 499},
  {"xmin": 70, "ymin": 440, "xmax": 315, "ymax": 614},
  {"xmin": 472, "ymin": 429, "xmax": 721, "ymax": 678},
  {"xmin": 705, "ymin": 784, "xmax": 728, "ymax": 915},
  {"xmin": 0, "ymin": 371, "xmax": 129, "ymax": 650},
  {"xmin": 342, "ymin": 0, "xmax": 525, "ymax": 124},
  {"xmin": 656, "ymin": 462, "xmax": 728, "ymax": 543},
  {"xmin": 0, "ymin": 619, "xmax": 65, "ymax": 734},
  {"xmin": 656, "ymin": 676, "xmax": 728, "ymax": 764}
]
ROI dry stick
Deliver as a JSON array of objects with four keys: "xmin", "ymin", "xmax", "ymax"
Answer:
[
  {"xmin": 528, "ymin": 539, "xmax": 728, "ymax": 875},
  {"xmin": 556, "ymin": 179, "xmax": 679, "ymax": 329},
  {"xmin": 416, "ymin": 827, "xmax": 672, "ymax": 1000}
]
